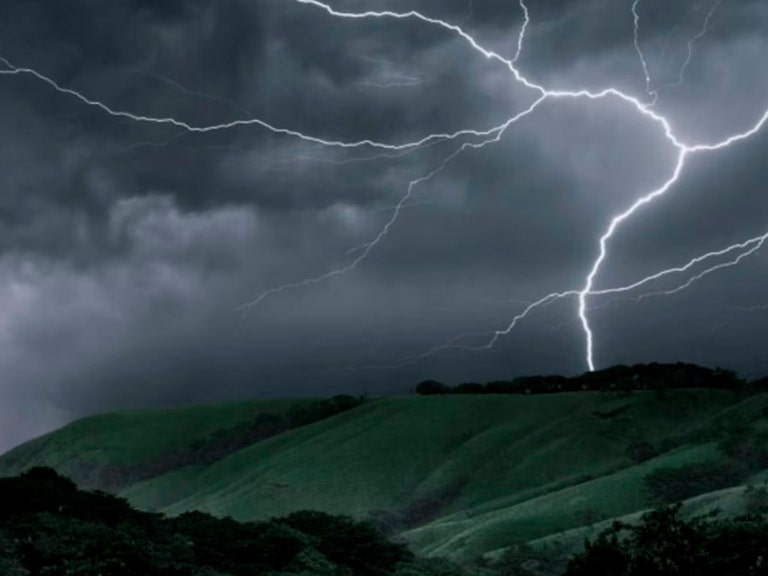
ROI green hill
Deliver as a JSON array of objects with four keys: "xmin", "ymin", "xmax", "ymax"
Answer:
[
  {"xmin": 0, "ymin": 399, "xmax": 306, "ymax": 489},
  {"xmin": 3, "ymin": 388, "xmax": 768, "ymax": 564}
]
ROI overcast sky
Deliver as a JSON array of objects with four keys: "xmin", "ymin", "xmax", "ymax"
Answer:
[{"xmin": 0, "ymin": 0, "xmax": 767, "ymax": 451}]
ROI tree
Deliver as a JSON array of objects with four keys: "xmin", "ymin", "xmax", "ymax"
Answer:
[
  {"xmin": 415, "ymin": 380, "xmax": 451, "ymax": 395},
  {"xmin": 278, "ymin": 511, "xmax": 413, "ymax": 576},
  {"xmin": 565, "ymin": 505, "xmax": 768, "ymax": 576}
]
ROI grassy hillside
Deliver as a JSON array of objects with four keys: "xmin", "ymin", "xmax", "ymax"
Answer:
[
  {"xmin": 0, "ymin": 399, "xmax": 306, "ymax": 487},
  {"xmin": 3, "ymin": 389, "xmax": 767, "ymax": 562}
]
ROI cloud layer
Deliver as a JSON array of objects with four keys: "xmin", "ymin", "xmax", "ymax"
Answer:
[{"xmin": 0, "ymin": 0, "xmax": 767, "ymax": 449}]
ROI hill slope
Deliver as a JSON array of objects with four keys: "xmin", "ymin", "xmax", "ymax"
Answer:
[
  {"xmin": 0, "ymin": 399, "xmax": 306, "ymax": 489},
  {"xmin": 3, "ymin": 389, "xmax": 767, "ymax": 561}
]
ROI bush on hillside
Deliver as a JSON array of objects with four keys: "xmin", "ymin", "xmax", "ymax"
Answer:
[
  {"xmin": 625, "ymin": 441, "xmax": 658, "ymax": 464},
  {"xmin": 415, "ymin": 380, "xmax": 451, "ymax": 395},
  {"xmin": 718, "ymin": 428, "xmax": 768, "ymax": 471},
  {"xmin": 495, "ymin": 543, "xmax": 563, "ymax": 576},
  {"xmin": 565, "ymin": 505, "xmax": 768, "ymax": 576},
  {"xmin": 644, "ymin": 460, "xmax": 750, "ymax": 505},
  {"xmin": 744, "ymin": 484, "xmax": 768, "ymax": 514}
]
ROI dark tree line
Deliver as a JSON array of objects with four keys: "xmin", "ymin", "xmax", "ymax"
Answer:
[
  {"xmin": 416, "ymin": 363, "xmax": 746, "ymax": 396},
  {"xmin": 0, "ymin": 467, "xmax": 412, "ymax": 576},
  {"xmin": 2, "ymin": 469, "xmax": 768, "ymax": 575}
]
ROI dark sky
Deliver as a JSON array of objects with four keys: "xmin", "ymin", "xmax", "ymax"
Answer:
[{"xmin": 0, "ymin": 0, "xmax": 767, "ymax": 450}]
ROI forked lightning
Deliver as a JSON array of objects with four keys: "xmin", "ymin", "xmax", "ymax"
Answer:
[{"xmin": 1, "ymin": 0, "xmax": 766, "ymax": 372}]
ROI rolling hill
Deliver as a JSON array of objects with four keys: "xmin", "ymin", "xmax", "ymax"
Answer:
[{"xmin": 3, "ymin": 385, "xmax": 768, "ymax": 565}]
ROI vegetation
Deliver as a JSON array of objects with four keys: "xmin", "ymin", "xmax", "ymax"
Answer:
[
  {"xmin": 643, "ymin": 460, "xmax": 750, "ymax": 504},
  {"xmin": 416, "ymin": 363, "xmax": 745, "ymax": 396},
  {"xmin": 4, "ymin": 364, "xmax": 768, "ymax": 565},
  {"xmin": 565, "ymin": 505, "xmax": 768, "ymax": 575},
  {"xmin": 2, "ymin": 469, "xmax": 768, "ymax": 575},
  {"xmin": 642, "ymin": 420, "xmax": 768, "ymax": 504},
  {"xmin": 0, "ymin": 467, "xmax": 415, "ymax": 576},
  {"xmin": 0, "ymin": 395, "xmax": 366, "ymax": 492},
  {"xmin": 122, "ymin": 395, "xmax": 368, "ymax": 486}
]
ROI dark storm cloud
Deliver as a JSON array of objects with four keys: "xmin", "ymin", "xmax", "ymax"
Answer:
[{"xmin": 0, "ymin": 0, "xmax": 767, "ymax": 450}]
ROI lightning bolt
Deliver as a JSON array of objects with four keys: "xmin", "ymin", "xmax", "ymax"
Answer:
[
  {"xmin": 0, "ymin": 56, "xmax": 504, "ymax": 152},
  {"xmin": 512, "ymin": 0, "xmax": 530, "ymax": 65},
  {"xmin": 2, "ymin": 1, "xmax": 767, "ymax": 372},
  {"xmin": 667, "ymin": 0, "xmax": 724, "ymax": 92},
  {"xmin": 382, "ymin": 227, "xmax": 768, "ymax": 370},
  {"xmin": 239, "ymin": 95, "xmax": 547, "ymax": 311},
  {"xmin": 125, "ymin": 66, "xmax": 255, "ymax": 119},
  {"xmin": 631, "ymin": 0, "xmax": 659, "ymax": 105},
  {"xmin": 633, "ymin": 0, "xmax": 724, "ymax": 102}
]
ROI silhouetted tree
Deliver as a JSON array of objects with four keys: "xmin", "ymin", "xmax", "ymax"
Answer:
[{"xmin": 415, "ymin": 380, "xmax": 451, "ymax": 395}]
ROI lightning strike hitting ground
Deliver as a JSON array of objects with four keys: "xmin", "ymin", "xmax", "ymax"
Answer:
[
  {"xmin": 384, "ymin": 227, "xmax": 768, "ymax": 369},
  {"xmin": 285, "ymin": 0, "xmax": 768, "ymax": 371},
  {"xmin": 1, "ymin": 1, "xmax": 767, "ymax": 372}
]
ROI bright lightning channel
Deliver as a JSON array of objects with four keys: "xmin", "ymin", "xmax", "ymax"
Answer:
[
  {"xmin": 0, "ymin": 56, "xmax": 505, "ymax": 152},
  {"xmin": 383, "ymin": 227, "xmax": 768, "ymax": 369},
  {"xmin": 1, "ymin": 1, "xmax": 767, "ymax": 372},
  {"xmin": 286, "ymin": 0, "xmax": 768, "ymax": 371}
]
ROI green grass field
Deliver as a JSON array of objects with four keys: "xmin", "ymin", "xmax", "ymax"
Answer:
[{"xmin": 3, "ymin": 389, "xmax": 767, "ymax": 561}]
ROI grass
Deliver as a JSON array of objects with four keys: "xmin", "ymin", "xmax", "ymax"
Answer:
[
  {"xmin": 3, "ymin": 389, "xmax": 765, "ymax": 561},
  {"xmin": 403, "ymin": 443, "xmax": 720, "ymax": 559},
  {"xmin": 0, "ymin": 399, "xmax": 305, "ymax": 482}
]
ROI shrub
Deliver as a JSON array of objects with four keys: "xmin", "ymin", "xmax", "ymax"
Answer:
[
  {"xmin": 744, "ymin": 484, "xmax": 768, "ymax": 514},
  {"xmin": 0, "ymin": 468, "xmax": 413, "ymax": 576},
  {"xmin": 644, "ymin": 461, "xmax": 750, "ymax": 505},
  {"xmin": 415, "ymin": 380, "xmax": 451, "ymax": 395},
  {"xmin": 565, "ymin": 505, "xmax": 768, "ymax": 576},
  {"xmin": 718, "ymin": 429, "xmax": 768, "ymax": 471},
  {"xmin": 625, "ymin": 441, "xmax": 658, "ymax": 464}
]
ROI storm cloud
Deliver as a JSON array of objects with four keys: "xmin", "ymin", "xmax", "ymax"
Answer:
[{"xmin": 0, "ymin": 0, "xmax": 767, "ymax": 450}]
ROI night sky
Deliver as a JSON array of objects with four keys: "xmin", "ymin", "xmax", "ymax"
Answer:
[{"xmin": 1, "ymin": 0, "xmax": 767, "ymax": 450}]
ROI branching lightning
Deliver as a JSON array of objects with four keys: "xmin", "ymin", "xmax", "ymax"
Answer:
[
  {"xmin": 632, "ymin": 0, "xmax": 658, "ymax": 105},
  {"xmin": 0, "ymin": 56, "xmax": 505, "ymax": 152},
  {"xmin": 668, "ymin": 0, "xmax": 724, "ymax": 91},
  {"xmin": 1, "ymin": 0, "xmax": 767, "ymax": 372},
  {"xmin": 382, "ymin": 227, "xmax": 768, "ymax": 370},
  {"xmin": 633, "ymin": 0, "xmax": 724, "ymax": 101},
  {"xmin": 512, "ymin": 0, "xmax": 530, "ymax": 65},
  {"xmin": 239, "ymin": 94, "xmax": 547, "ymax": 310}
]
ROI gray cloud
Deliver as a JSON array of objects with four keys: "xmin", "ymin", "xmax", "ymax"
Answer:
[{"xmin": 0, "ymin": 0, "xmax": 767, "ymax": 450}]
